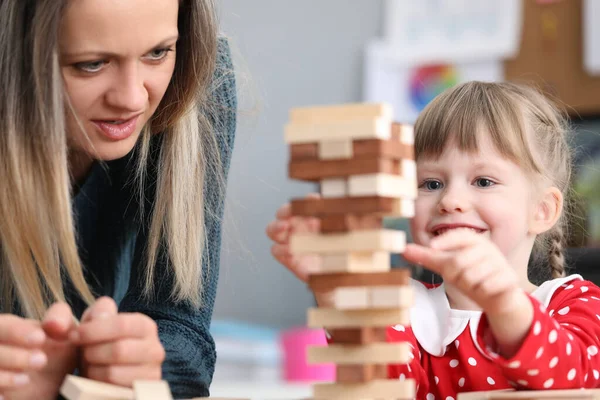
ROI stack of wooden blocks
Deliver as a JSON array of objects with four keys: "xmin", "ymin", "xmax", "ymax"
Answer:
[{"xmin": 284, "ymin": 103, "xmax": 417, "ymax": 400}]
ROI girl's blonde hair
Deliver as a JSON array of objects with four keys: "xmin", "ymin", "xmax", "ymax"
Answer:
[
  {"xmin": 415, "ymin": 81, "xmax": 572, "ymax": 280},
  {"xmin": 0, "ymin": 0, "xmax": 226, "ymax": 319}
]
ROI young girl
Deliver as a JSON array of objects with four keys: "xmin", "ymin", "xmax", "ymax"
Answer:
[
  {"xmin": 267, "ymin": 81, "xmax": 600, "ymax": 399},
  {"xmin": 0, "ymin": 1, "xmax": 235, "ymax": 399}
]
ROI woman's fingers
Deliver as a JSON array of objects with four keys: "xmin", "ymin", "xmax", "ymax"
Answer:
[
  {"xmin": 42, "ymin": 302, "xmax": 77, "ymax": 341},
  {"xmin": 81, "ymin": 297, "xmax": 118, "ymax": 323},
  {"xmin": 0, "ymin": 344, "xmax": 47, "ymax": 372},
  {"xmin": 86, "ymin": 364, "xmax": 162, "ymax": 387},
  {"xmin": 82, "ymin": 338, "xmax": 165, "ymax": 365},
  {"xmin": 0, "ymin": 316, "xmax": 45, "ymax": 348},
  {"xmin": 72, "ymin": 313, "xmax": 157, "ymax": 345}
]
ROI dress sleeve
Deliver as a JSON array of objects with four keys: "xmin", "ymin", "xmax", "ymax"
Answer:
[
  {"xmin": 476, "ymin": 279, "xmax": 600, "ymax": 390},
  {"xmin": 118, "ymin": 37, "xmax": 237, "ymax": 399}
]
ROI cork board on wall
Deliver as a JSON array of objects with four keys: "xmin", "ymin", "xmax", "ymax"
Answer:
[{"xmin": 504, "ymin": 0, "xmax": 600, "ymax": 117}]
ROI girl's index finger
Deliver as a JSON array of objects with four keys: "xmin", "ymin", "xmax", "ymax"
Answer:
[
  {"xmin": 403, "ymin": 243, "xmax": 449, "ymax": 276},
  {"xmin": 429, "ymin": 228, "xmax": 482, "ymax": 251}
]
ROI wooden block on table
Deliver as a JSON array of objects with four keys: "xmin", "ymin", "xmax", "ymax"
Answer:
[
  {"xmin": 348, "ymin": 173, "xmax": 417, "ymax": 199},
  {"xmin": 328, "ymin": 327, "xmax": 388, "ymax": 344},
  {"xmin": 457, "ymin": 389, "xmax": 600, "ymax": 399},
  {"xmin": 308, "ymin": 342, "xmax": 410, "ymax": 364},
  {"xmin": 133, "ymin": 381, "xmax": 172, "ymax": 400},
  {"xmin": 312, "ymin": 378, "xmax": 415, "ymax": 400},
  {"xmin": 290, "ymin": 196, "xmax": 413, "ymax": 218},
  {"xmin": 333, "ymin": 285, "xmax": 413, "ymax": 310},
  {"xmin": 290, "ymin": 138, "xmax": 414, "ymax": 162},
  {"xmin": 320, "ymin": 178, "xmax": 347, "ymax": 198},
  {"xmin": 336, "ymin": 364, "xmax": 388, "ymax": 383},
  {"xmin": 289, "ymin": 158, "xmax": 407, "ymax": 181},
  {"xmin": 290, "ymin": 229, "xmax": 406, "ymax": 255},
  {"xmin": 60, "ymin": 375, "xmax": 134, "ymax": 400},
  {"xmin": 289, "ymin": 103, "xmax": 392, "ymax": 124},
  {"xmin": 308, "ymin": 307, "xmax": 410, "ymax": 328},
  {"xmin": 319, "ymin": 140, "xmax": 353, "ymax": 159},
  {"xmin": 284, "ymin": 118, "xmax": 391, "ymax": 144},
  {"xmin": 319, "ymin": 214, "xmax": 383, "ymax": 233},
  {"xmin": 308, "ymin": 269, "xmax": 410, "ymax": 292}
]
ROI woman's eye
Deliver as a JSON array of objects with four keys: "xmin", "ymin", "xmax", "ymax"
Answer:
[
  {"xmin": 420, "ymin": 179, "xmax": 443, "ymax": 191},
  {"xmin": 145, "ymin": 48, "xmax": 172, "ymax": 61},
  {"xmin": 475, "ymin": 178, "xmax": 495, "ymax": 188},
  {"xmin": 74, "ymin": 60, "xmax": 106, "ymax": 73}
]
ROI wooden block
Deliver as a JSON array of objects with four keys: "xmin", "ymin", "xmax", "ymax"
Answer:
[
  {"xmin": 457, "ymin": 389, "xmax": 600, "ymax": 399},
  {"xmin": 133, "ymin": 381, "xmax": 172, "ymax": 400},
  {"xmin": 320, "ymin": 178, "xmax": 347, "ymax": 198},
  {"xmin": 319, "ymin": 214, "xmax": 383, "ymax": 233},
  {"xmin": 318, "ymin": 252, "xmax": 390, "ymax": 274},
  {"xmin": 312, "ymin": 378, "xmax": 415, "ymax": 400},
  {"xmin": 336, "ymin": 364, "xmax": 387, "ymax": 383},
  {"xmin": 319, "ymin": 140, "xmax": 353, "ymax": 159},
  {"xmin": 332, "ymin": 286, "xmax": 369, "ymax": 309},
  {"xmin": 308, "ymin": 342, "xmax": 410, "ymax": 364},
  {"xmin": 290, "ymin": 139, "xmax": 414, "ymax": 162},
  {"xmin": 370, "ymin": 285, "xmax": 414, "ymax": 309},
  {"xmin": 284, "ymin": 117, "xmax": 391, "ymax": 144},
  {"xmin": 308, "ymin": 307, "xmax": 410, "ymax": 328},
  {"xmin": 290, "ymin": 229, "xmax": 406, "ymax": 255},
  {"xmin": 332, "ymin": 285, "xmax": 413, "ymax": 310},
  {"xmin": 328, "ymin": 327, "xmax": 387, "ymax": 344},
  {"xmin": 354, "ymin": 138, "xmax": 414, "ymax": 159},
  {"xmin": 392, "ymin": 122, "xmax": 414, "ymax": 145},
  {"xmin": 348, "ymin": 173, "xmax": 417, "ymax": 199},
  {"xmin": 290, "ymin": 196, "xmax": 413, "ymax": 217},
  {"xmin": 308, "ymin": 269, "xmax": 410, "ymax": 292},
  {"xmin": 60, "ymin": 375, "xmax": 134, "ymax": 400},
  {"xmin": 290, "ymin": 143, "xmax": 319, "ymax": 160},
  {"xmin": 289, "ymin": 158, "xmax": 403, "ymax": 181},
  {"xmin": 289, "ymin": 103, "xmax": 392, "ymax": 124}
]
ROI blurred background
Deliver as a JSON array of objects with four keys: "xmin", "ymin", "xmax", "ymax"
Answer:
[{"xmin": 208, "ymin": 0, "xmax": 600, "ymax": 397}]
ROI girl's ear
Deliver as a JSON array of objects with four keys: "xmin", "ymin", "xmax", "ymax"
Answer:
[{"xmin": 530, "ymin": 186, "xmax": 563, "ymax": 235}]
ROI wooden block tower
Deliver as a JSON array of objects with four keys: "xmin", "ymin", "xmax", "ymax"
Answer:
[{"xmin": 284, "ymin": 103, "xmax": 416, "ymax": 400}]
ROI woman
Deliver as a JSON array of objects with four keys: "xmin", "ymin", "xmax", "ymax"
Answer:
[{"xmin": 0, "ymin": 0, "xmax": 236, "ymax": 398}]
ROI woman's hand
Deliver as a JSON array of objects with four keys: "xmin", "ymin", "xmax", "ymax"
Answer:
[
  {"xmin": 71, "ymin": 297, "xmax": 165, "ymax": 387},
  {"xmin": 4, "ymin": 303, "xmax": 79, "ymax": 400}
]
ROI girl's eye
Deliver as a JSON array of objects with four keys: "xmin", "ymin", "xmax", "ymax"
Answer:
[
  {"xmin": 475, "ymin": 178, "xmax": 495, "ymax": 188},
  {"xmin": 419, "ymin": 179, "xmax": 443, "ymax": 191},
  {"xmin": 144, "ymin": 48, "xmax": 173, "ymax": 61},
  {"xmin": 74, "ymin": 60, "xmax": 106, "ymax": 73}
]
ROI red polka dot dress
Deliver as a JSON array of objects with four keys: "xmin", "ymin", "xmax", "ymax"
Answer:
[{"xmin": 386, "ymin": 275, "xmax": 600, "ymax": 400}]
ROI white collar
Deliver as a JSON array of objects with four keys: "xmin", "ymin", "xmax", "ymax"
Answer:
[{"xmin": 405, "ymin": 274, "xmax": 583, "ymax": 357}]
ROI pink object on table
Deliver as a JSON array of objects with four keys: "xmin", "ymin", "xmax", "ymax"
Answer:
[{"xmin": 280, "ymin": 326, "xmax": 336, "ymax": 382}]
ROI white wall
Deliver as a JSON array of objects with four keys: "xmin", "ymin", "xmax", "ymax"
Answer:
[{"xmin": 214, "ymin": 1, "xmax": 384, "ymax": 329}]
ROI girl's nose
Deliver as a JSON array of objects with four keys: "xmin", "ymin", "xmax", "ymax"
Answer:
[{"xmin": 437, "ymin": 188, "xmax": 470, "ymax": 214}]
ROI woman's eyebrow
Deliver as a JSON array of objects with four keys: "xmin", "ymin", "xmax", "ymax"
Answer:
[{"xmin": 61, "ymin": 34, "xmax": 179, "ymax": 59}]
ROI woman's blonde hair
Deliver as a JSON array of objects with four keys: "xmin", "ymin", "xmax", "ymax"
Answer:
[
  {"xmin": 0, "ymin": 0, "xmax": 226, "ymax": 319},
  {"xmin": 414, "ymin": 81, "xmax": 572, "ymax": 280}
]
